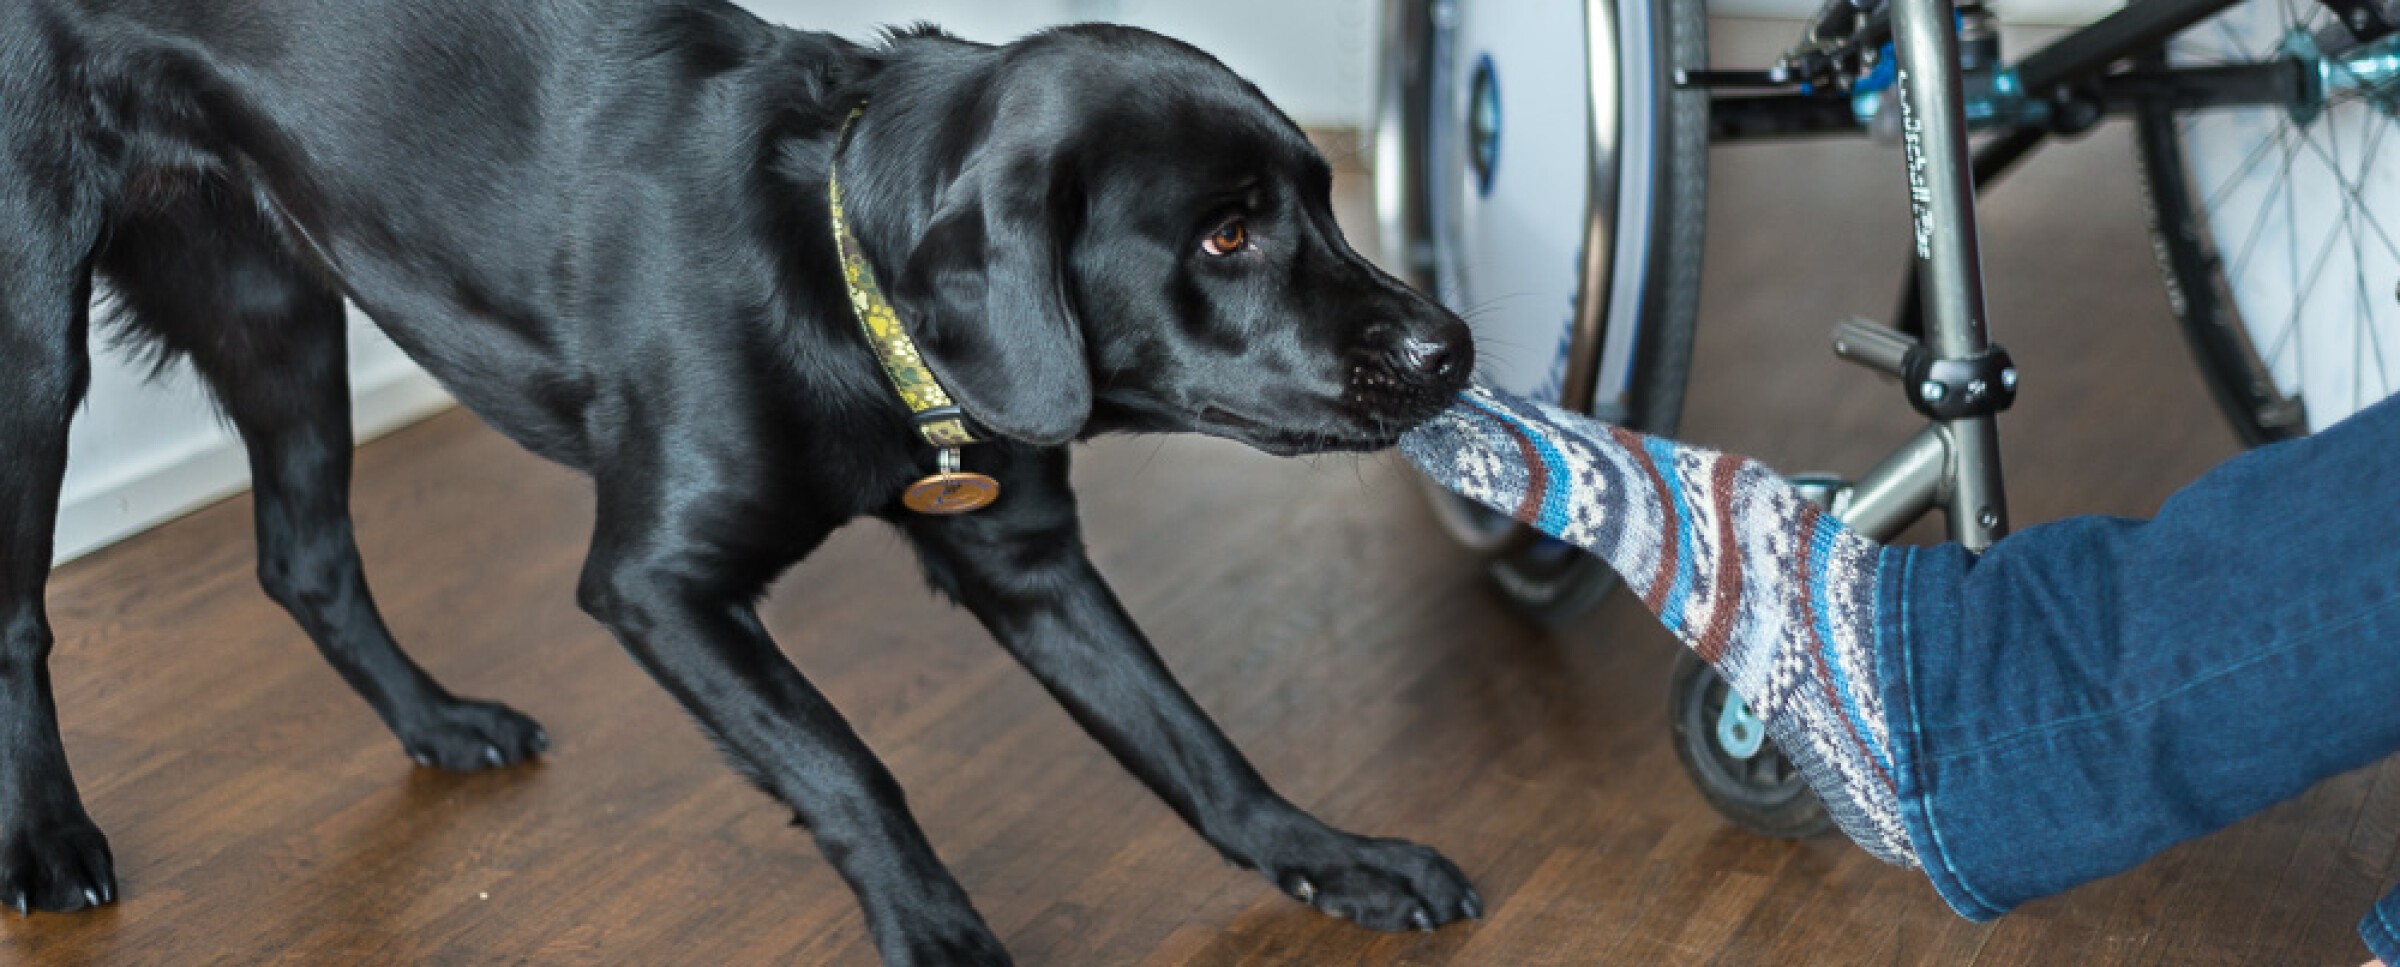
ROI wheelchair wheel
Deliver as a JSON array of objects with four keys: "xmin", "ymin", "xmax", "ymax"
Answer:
[
  {"xmin": 2135, "ymin": 4, "xmax": 2400, "ymax": 444},
  {"xmin": 1668, "ymin": 650, "xmax": 1835, "ymax": 840},
  {"xmin": 1377, "ymin": 0, "xmax": 1709, "ymax": 628}
]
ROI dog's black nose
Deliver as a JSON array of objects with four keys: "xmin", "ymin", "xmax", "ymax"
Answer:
[{"xmin": 1390, "ymin": 326, "xmax": 1470, "ymax": 383}]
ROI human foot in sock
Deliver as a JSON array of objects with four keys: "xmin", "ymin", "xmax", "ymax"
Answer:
[{"xmin": 1400, "ymin": 384, "xmax": 1919, "ymax": 867}]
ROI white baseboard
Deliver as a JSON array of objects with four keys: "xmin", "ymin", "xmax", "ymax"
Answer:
[{"xmin": 51, "ymin": 370, "xmax": 455, "ymax": 566}]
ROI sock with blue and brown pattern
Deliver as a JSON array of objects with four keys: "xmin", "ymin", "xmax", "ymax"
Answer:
[{"xmin": 1401, "ymin": 384, "xmax": 1918, "ymax": 867}]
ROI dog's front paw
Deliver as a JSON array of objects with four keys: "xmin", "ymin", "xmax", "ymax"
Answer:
[
  {"xmin": 882, "ymin": 919, "xmax": 1013, "ymax": 967},
  {"xmin": 396, "ymin": 698, "xmax": 548, "ymax": 771},
  {"xmin": 1262, "ymin": 832, "xmax": 1480, "ymax": 932},
  {"xmin": 0, "ymin": 814, "xmax": 117, "ymax": 914}
]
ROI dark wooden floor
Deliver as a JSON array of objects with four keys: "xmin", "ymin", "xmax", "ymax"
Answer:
[{"xmin": 10, "ymin": 21, "xmax": 2396, "ymax": 966}]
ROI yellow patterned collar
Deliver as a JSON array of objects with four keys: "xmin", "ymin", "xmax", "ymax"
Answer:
[
  {"xmin": 829, "ymin": 110, "xmax": 979, "ymax": 450},
  {"xmin": 830, "ymin": 108, "xmax": 1002, "ymax": 516}
]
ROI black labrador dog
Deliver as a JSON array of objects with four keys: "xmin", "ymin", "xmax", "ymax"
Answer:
[{"xmin": 1, "ymin": 1, "xmax": 1476, "ymax": 962}]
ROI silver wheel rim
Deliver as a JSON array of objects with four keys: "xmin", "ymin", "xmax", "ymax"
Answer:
[{"xmin": 1417, "ymin": 0, "xmax": 1664, "ymax": 404}]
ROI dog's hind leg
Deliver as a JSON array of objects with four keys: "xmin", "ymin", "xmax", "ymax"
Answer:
[
  {"xmin": 98, "ymin": 192, "xmax": 548, "ymax": 772},
  {"xmin": 0, "ymin": 148, "xmax": 115, "ymax": 913}
]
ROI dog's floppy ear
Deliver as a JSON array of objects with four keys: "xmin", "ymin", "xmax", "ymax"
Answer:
[{"xmin": 886, "ymin": 150, "xmax": 1092, "ymax": 447}]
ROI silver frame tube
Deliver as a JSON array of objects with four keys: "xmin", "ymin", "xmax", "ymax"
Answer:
[
  {"xmin": 1837, "ymin": 424, "xmax": 1951, "ymax": 541},
  {"xmin": 1882, "ymin": 0, "xmax": 2010, "ymax": 549}
]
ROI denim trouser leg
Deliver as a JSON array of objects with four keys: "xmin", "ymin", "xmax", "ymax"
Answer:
[{"xmin": 1873, "ymin": 390, "xmax": 2400, "ymax": 953}]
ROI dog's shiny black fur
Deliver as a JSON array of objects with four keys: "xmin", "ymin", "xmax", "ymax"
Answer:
[{"xmin": 0, "ymin": 2, "xmax": 1475, "ymax": 961}]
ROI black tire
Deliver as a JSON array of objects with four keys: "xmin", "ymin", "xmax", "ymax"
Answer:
[
  {"xmin": 1380, "ymin": 0, "xmax": 1710, "ymax": 628},
  {"xmin": 2131, "ymin": 51, "xmax": 2309, "ymax": 447},
  {"xmin": 1667, "ymin": 650, "xmax": 1835, "ymax": 839}
]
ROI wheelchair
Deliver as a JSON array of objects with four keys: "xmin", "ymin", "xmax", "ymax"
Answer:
[{"xmin": 1376, "ymin": 0, "xmax": 2400, "ymax": 836}]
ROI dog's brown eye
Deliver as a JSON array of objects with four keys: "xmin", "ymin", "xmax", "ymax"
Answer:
[{"xmin": 1202, "ymin": 219, "xmax": 1249, "ymax": 256}]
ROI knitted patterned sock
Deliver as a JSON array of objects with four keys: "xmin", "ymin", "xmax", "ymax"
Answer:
[{"xmin": 1401, "ymin": 384, "xmax": 1918, "ymax": 867}]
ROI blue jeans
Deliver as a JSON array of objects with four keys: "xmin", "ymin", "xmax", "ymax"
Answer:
[{"xmin": 1874, "ymin": 389, "xmax": 2400, "ymax": 958}]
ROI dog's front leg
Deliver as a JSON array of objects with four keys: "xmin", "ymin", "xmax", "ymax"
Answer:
[
  {"xmin": 577, "ymin": 501, "xmax": 1009, "ymax": 967},
  {"xmin": 894, "ymin": 448, "xmax": 1481, "ymax": 932}
]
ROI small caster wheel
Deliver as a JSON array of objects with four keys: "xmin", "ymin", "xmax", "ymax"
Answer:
[
  {"xmin": 1668, "ymin": 649, "xmax": 1834, "ymax": 838},
  {"xmin": 1667, "ymin": 471, "xmax": 1847, "ymax": 838},
  {"xmin": 1787, "ymin": 473, "xmax": 1854, "ymax": 517}
]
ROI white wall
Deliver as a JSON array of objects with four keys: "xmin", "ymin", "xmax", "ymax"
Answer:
[
  {"xmin": 739, "ymin": 0, "xmax": 1382, "ymax": 127},
  {"xmin": 734, "ymin": 0, "xmax": 1075, "ymax": 49},
  {"xmin": 1711, "ymin": 0, "xmax": 2122, "ymax": 26},
  {"xmin": 1067, "ymin": 0, "xmax": 1380, "ymax": 128},
  {"xmin": 56, "ymin": 0, "xmax": 1380, "ymax": 565},
  {"xmin": 56, "ymin": 311, "xmax": 450, "ymax": 565}
]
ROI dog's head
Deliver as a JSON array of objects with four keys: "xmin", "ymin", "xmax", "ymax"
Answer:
[{"xmin": 845, "ymin": 24, "xmax": 1471, "ymax": 455}]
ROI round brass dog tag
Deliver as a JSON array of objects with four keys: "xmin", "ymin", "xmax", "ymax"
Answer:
[{"xmin": 903, "ymin": 472, "xmax": 1001, "ymax": 515}]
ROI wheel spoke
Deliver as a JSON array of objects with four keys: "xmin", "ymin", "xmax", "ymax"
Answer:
[
  {"xmin": 2292, "ymin": 123, "xmax": 2400, "ymax": 264},
  {"xmin": 2357, "ymin": 263, "xmax": 2374, "ymax": 409},
  {"xmin": 2262, "ymin": 184, "xmax": 2354, "ymax": 373},
  {"xmin": 2305, "ymin": 0, "xmax": 2327, "ymax": 30},
  {"xmin": 2370, "ymin": 306, "xmax": 2392, "ymax": 402},
  {"xmin": 2368, "ymin": 254, "xmax": 2394, "ymax": 401},
  {"xmin": 2354, "ymin": 184, "xmax": 2394, "ymax": 402},
  {"xmin": 2215, "ymin": 18, "xmax": 2257, "ymax": 60},
  {"xmin": 2201, "ymin": 118, "xmax": 2288, "ymax": 218},
  {"xmin": 2338, "ymin": 109, "xmax": 2369, "ymax": 414},
  {"xmin": 2243, "ymin": 123, "xmax": 2312, "ymax": 382},
  {"xmin": 2227, "ymin": 127, "xmax": 2302, "ymax": 285},
  {"xmin": 2285, "ymin": 133, "xmax": 2307, "ymax": 391},
  {"xmin": 2325, "ymin": 89, "xmax": 2349, "ymax": 177},
  {"xmin": 2349, "ymin": 117, "xmax": 2394, "ymax": 253},
  {"xmin": 2333, "ymin": 108, "xmax": 2393, "ymax": 412}
]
